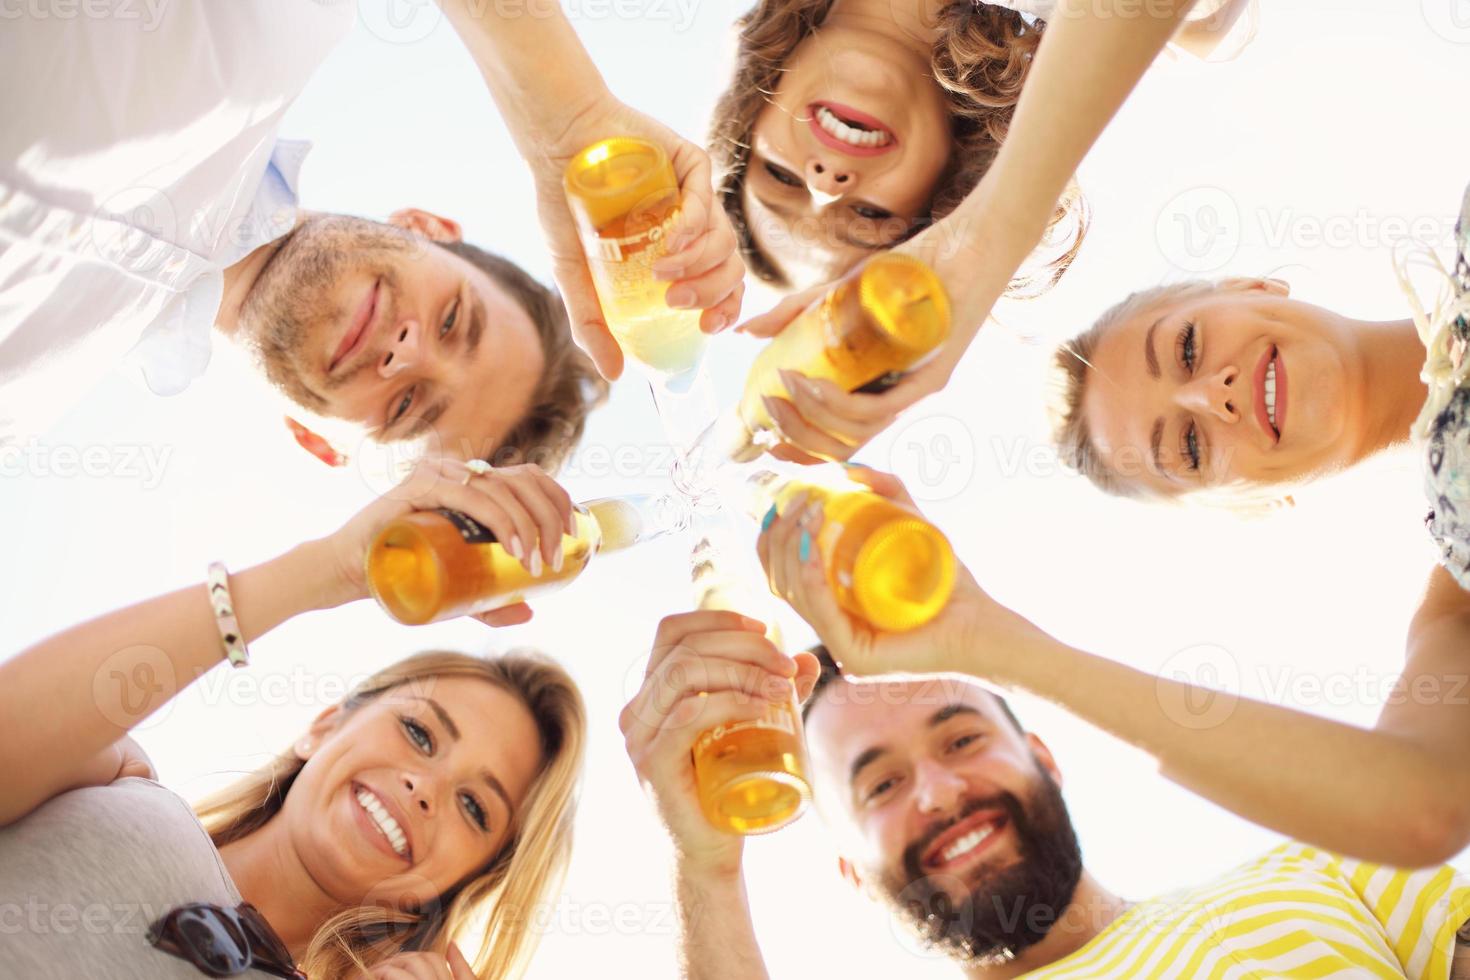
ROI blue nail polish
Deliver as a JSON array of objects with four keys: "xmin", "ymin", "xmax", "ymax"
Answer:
[
  {"xmin": 798, "ymin": 531, "xmax": 812, "ymax": 563},
  {"xmin": 760, "ymin": 504, "xmax": 777, "ymax": 532}
]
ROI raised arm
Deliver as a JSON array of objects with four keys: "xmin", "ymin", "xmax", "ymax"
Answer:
[
  {"xmin": 0, "ymin": 459, "xmax": 572, "ymax": 826},
  {"xmin": 436, "ymin": 1, "xmax": 743, "ymax": 380},
  {"xmin": 758, "ymin": 468, "xmax": 1470, "ymax": 868}
]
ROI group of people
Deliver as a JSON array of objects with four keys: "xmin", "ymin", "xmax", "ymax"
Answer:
[{"xmin": 4, "ymin": 0, "xmax": 1470, "ymax": 978}]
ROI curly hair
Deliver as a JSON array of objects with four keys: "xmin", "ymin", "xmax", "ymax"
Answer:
[
  {"xmin": 710, "ymin": 0, "xmax": 1086, "ymax": 294},
  {"xmin": 439, "ymin": 242, "xmax": 610, "ymax": 473}
]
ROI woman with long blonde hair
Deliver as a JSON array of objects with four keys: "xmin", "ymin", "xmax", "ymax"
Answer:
[{"xmin": 0, "ymin": 457, "xmax": 586, "ymax": 979}]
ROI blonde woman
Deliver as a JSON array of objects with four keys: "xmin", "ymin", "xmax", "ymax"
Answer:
[{"xmin": 0, "ymin": 458, "xmax": 586, "ymax": 979}]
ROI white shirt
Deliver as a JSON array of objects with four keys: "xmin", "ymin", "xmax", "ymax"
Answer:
[{"xmin": 0, "ymin": 0, "xmax": 354, "ymax": 442}]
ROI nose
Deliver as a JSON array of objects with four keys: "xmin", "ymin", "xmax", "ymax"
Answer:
[
  {"xmin": 401, "ymin": 773, "xmax": 432, "ymax": 816},
  {"xmin": 804, "ymin": 158, "xmax": 857, "ymax": 204},
  {"xmin": 912, "ymin": 758, "xmax": 967, "ymax": 816},
  {"xmin": 378, "ymin": 317, "xmax": 424, "ymax": 380},
  {"xmin": 1175, "ymin": 364, "xmax": 1240, "ymax": 424}
]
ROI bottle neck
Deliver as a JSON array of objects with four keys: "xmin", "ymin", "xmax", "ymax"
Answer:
[{"xmin": 586, "ymin": 492, "xmax": 690, "ymax": 554}]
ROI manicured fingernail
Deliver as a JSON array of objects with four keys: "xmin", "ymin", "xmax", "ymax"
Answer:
[
  {"xmin": 508, "ymin": 535, "xmax": 524, "ymax": 561},
  {"xmin": 840, "ymin": 461, "xmax": 867, "ymax": 470},
  {"xmin": 530, "ymin": 550, "xmax": 543, "ymax": 577},
  {"xmin": 666, "ymin": 286, "xmax": 696, "ymax": 309},
  {"xmin": 704, "ymin": 313, "xmax": 728, "ymax": 333},
  {"xmin": 798, "ymin": 531, "xmax": 812, "ymax": 563},
  {"xmin": 760, "ymin": 504, "xmax": 777, "ymax": 532},
  {"xmin": 552, "ymin": 544, "xmax": 564, "ymax": 573}
]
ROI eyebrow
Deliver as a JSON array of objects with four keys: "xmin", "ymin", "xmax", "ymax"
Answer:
[
  {"xmin": 414, "ymin": 696, "xmax": 514, "ymax": 817},
  {"xmin": 847, "ymin": 704, "xmax": 985, "ymax": 786},
  {"xmin": 1145, "ymin": 317, "xmax": 1162, "ymax": 379},
  {"xmin": 1150, "ymin": 416, "xmax": 1166, "ymax": 476}
]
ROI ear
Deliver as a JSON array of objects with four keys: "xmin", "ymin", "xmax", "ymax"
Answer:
[
  {"xmin": 388, "ymin": 208, "xmax": 463, "ymax": 244},
  {"xmin": 1026, "ymin": 733, "xmax": 1063, "ymax": 787},
  {"xmin": 793, "ymin": 650, "xmax": 822, "ymax": 704},
  {"xmin": 837, "ymin": 855, "xmax": 864, "ymax": 893},
  {"xmin": 1219, "ymin": 276, "xmax": 1290, "ymax": 298},
  {"xmin": 295, "ymin": 704, "xmax": 345, "ymax": 761}
]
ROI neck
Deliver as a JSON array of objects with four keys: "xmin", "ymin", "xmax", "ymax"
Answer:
[
  {"xmin": 219, "ymin": 817, "xmax": 340, "ymax": 957},
  {"xmin": 961, "ymin": 872, "xmax": 1129, "ymax": 980},
  {"xmin": 1344, "ymin": 317, "xmax": 1426, "ymax": 466}
]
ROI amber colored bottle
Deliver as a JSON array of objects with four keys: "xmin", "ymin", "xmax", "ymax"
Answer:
[
  {"xmin": 564, "ymin": 137, "xmax": 708, "ymax": 389},
  {"xmin": 729, "ymin": 253, "xmax": 951, "ymax": 461},
  {"xmin": 747, "ymin": 470, "xmax": 957, "ymax": 632},
  {"xmin": 688, "ymin": 536, "xmax": 811, "ymax": 835},
  {"xmin": 366, "ymin": 495, "xmax": 686, "ymax": 625}
]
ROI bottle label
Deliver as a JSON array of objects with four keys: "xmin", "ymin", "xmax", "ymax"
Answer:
[
  {"xmin": 693, "ymin": 702, "xmax": 797, "ymax": 753},
  {"xmin": 435, "ymin": 508, "xmax": 497, "ymax": 545}
]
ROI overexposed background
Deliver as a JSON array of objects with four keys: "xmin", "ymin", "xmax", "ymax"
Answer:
[{"xmin": 4, "ymin": 1, "xmax": 1470, "ymax": 976}]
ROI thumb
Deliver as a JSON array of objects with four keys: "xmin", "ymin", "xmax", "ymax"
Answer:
[
  {"xmin": 473, "ymin": 603, "xmax": 534, "ymax": 628},
  {"xmin": 553, "ymin": 259, "xmax": 625, "ymax": 381},
  {"xmin": 840, "ymin": 465, "xmax": 917, "ymax": 510},
  {"xmin": 447, "ymin": 942, "xmax": 476, "ymax": 980},
  {"xmin": 736, "ymin": 283, "xmax": 826, "ymax": 339}
]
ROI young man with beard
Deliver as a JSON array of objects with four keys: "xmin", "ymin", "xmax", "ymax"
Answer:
[
  {"xmin": 622, "ymin": 621, "xmax": 1470, "ymax": 978},
  {"xmin": 0, "ymin": 1, "xmax": 741, "ymax": 462}
]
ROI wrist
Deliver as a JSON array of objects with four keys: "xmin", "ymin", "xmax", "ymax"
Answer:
[
  {"xmin": 673, "ymin": 841, "xmax": 745, "ymax": 888},
  {"xmin": 281, "ymin": 538, "xmax": 361, "ymax": 612}
]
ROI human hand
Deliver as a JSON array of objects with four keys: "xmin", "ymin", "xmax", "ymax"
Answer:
[
  {"xmin": 533, "ymin": 95, "xmax": 744, "ymax": 380},
  {"xmin": 325, "ymin": 458, "xmax": 575, "ymax": 627}
]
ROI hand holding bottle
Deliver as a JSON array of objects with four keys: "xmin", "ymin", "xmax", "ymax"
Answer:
[
  {"xmin": 619, "ymin": 611, "xmax": 820, "ymax": 877},
  {"xmin": 756, "ymin": 467, "xmax": 1024, "ymax": 680},
  {"xmin": 532, "ymin": 95, "xmax": 744, "ymax": 381},
  {"xmin": 324, "ymin": 457, "xmax": 574, "ymax": 627}
]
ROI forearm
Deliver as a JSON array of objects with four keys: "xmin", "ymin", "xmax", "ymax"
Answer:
[
  {"xmin": 436, "ymin": 0, "xmax": 610, "ymax": 161},
  {"xmin": 672, "ymin": 862, "xmax": 769, "ymax": 980},
  {"xmin": 0, "ymin": 539, "xmax": 346, "ymax": 825},
  {"xmin": 965, "ymin": 613, "xmax": 1460, "ymax": 867},
  {"xmin": 919, "ymin": 0, "xmax": 1196, "ymax": 343}
]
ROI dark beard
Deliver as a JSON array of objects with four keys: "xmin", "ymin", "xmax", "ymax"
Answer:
[
  {"xmin": 237, "ymin": 214, "xmax": 413, "ymax": 411},
  {"xmin": 877, "ymin": 770, "xmax": 1083, "ymax": 965}
]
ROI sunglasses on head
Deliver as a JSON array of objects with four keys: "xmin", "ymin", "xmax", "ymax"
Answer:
[{"xmin": 147, "ymin": 902, "xmax": 306, "ymax": 979}]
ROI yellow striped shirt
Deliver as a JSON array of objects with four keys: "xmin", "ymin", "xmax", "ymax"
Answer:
[{"xmin": 1023, "ymin": 844, "xmax": 1470, "ymax": 979}]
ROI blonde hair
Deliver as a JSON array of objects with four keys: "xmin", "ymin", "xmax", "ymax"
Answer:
[{"xmin": 194, "ymin": 651, "xmax": 586, "ymax": 980}]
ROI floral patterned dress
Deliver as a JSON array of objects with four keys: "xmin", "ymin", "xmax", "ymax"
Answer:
[{"xmin": 1420, "ymin": 184, "xmax": 1470, "ymax": 589}]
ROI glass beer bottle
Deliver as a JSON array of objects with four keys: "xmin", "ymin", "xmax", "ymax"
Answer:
[
  {"xmin": 746, "ymin": 468, "xmax": 957, "ymax": 632},
  {"xmin": 689, "ymin": 534, "xmax": 811, "ymax": 835},
  {"xmin": 564, "ymin": 137, "xmax": 708, "ymax": 390},
  {"xmin": 728, "ymin": 253, "xmax": 951, "ymax": 461},
  {"xmin": 367, "ymin": 494, "xmax": 687, "ymax": 625}
]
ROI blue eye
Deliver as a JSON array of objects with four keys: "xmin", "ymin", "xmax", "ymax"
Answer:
[
  {"xmin": 1182, "ymin": 421, "xmax": 1202, "ymax": 472},
  {"xmin": 400, "ymin": 716, "xmax": 433, "ymax": 754},
  {"xmin": 390, "ymin": 387, "xmax": 415, "ymax": 424},
  {"xmin": 1177, "ymin": 321, "xmax": 1198, "ymax": 373},
  {"xmin": 460, "ymin": 791, "xmax": 488, "ymax": 831}
]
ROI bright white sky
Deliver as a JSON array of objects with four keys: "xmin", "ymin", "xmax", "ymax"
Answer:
[{"xmin": 4, "ymin": 2, "xmax": 1470, "ymax": 976}]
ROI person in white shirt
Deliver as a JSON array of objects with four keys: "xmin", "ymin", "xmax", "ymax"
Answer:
[{"xmin": 0, "ymin": 0, "xmax": 742, "ymax": 463}]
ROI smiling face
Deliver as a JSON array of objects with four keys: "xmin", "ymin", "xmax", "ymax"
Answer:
[
  {"xmin": 742, "ymin": 20, "xmax": 954, "ymax": 289},
  {"xmin": 282, "ymin": 675, "xmax": 543, "ymax": 909},
  {"xmin": 1076, "ymin": 279, "xmax": 1370, "ymax": 497},
  {"xmin": 805, "ymin": 677, "xmax": 1083, "ymax": 962},
  {"xmin": 237, "ymin": 214, "xmax": 546, "ymax": 460}
]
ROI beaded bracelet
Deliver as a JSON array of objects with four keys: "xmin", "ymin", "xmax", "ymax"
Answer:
[{"xmin": 206, "ymin": 562, "xmax": 250, "ymax": 668}]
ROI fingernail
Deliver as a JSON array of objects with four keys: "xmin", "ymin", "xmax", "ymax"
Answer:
[
  {"xmin": 508, "ymin": 535, "xmax": 524, "ymax": 561},
  {"xmin": 840, "ymin": 461, "xmax": 867, "ymax": 470},
  {"xmin": 552, "ymin": 544, "xmax": 564, "ymax": 573},
  {"xmin": 666, "ymin": 286, "xmax": 696, "ymax": 309},
  {"xmin": 704, "ymin": 313, "xmax": 728, "ymax": 333},
  {"xmin": 798, "ymin": 531, "xmax": 812, "ymax": 564},
  {"xmin": 530, "ymin": 550, "xmax": 543, "ymax": 577},
  {"xmin": 760, "ymin": 504, "xmax": 777, "ymax": 532}
]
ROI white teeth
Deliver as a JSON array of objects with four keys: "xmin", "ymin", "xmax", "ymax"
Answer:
[
  {"xmin": 939, "ymin": 823, "xmax": 996, "ymax": 864},
  {"xmin": 1264, "ymin": 361, "xmax": 1278, "ymax": 428},
  {"xmin": 815, "ymin": 106, "xmax": 891, "ymax": 148},
  {"xmin": 356, "ymin": 788, "xmax": 408, "ymax": 858}
]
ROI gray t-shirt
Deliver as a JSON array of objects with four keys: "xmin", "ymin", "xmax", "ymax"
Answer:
[{"xmin": 0, "ymin": 777, "xmax": 279, "ymax": 979}]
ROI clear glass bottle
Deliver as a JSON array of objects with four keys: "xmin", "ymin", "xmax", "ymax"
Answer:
[
  {"xmin": 689, "ymin": 533, "xmax": 811, "ymax": 835},
  {"xmin": 564, "ymin": 137, "xmax": 708, "ymax": 391},
  {"xmin": 367, "ymin": 494, "xmax": 687, "ymax": 625}
]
